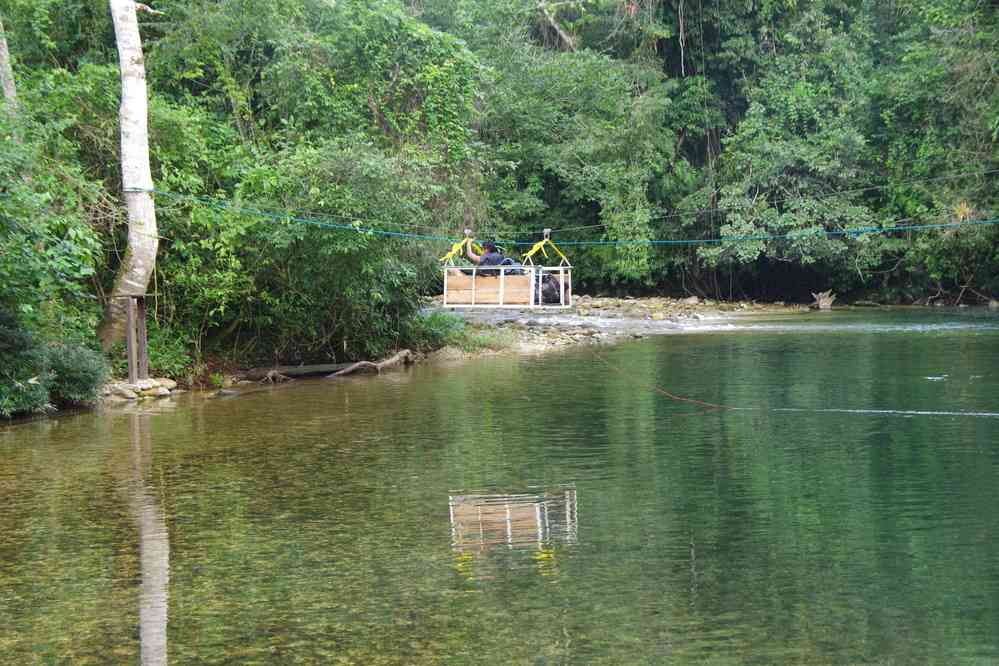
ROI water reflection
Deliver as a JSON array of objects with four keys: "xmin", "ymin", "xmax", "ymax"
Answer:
[
  {"xmin": 448, "ymin": 488, "xmax": 578, "ymax": 552},
  {"xmin": 128, "ymin": 414, "xmax": 169, "ymax": 665}
]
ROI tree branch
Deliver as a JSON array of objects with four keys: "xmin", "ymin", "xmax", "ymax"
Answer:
[
  {"xmin": 134, "ymin": 3, "xmax": 165, "ymax": 15},
  {"xmin": 538, "ymin": 3, "xmax": 576, "ymax": 52}
]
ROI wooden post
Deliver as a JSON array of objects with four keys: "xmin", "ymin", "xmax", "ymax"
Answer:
[
  {"xmin": 136, "ymin": 297, "xmax": 149, "ymax": 380},
  {"xmin": 126, "ymin": 297, "xmax": 139, "ymax": 385},
  {"xmin": 123, "ymin": 295, "xmax": 150, "ymax": 384}
]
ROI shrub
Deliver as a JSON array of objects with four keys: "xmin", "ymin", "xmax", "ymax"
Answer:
[
  {"xmin": 146, "ymin": 322, "xmax": 194, "ymax": 379},
  {"xmin": 405, "ymin": 311, "xmax": 466, "ymax": 351},
  {"xmin": 44, "ymin": 343, "xmax": 109, "ymax": 408},
  {"xmin": 0, "ymin": 309, "xmax": 50, "ymax": 418}
]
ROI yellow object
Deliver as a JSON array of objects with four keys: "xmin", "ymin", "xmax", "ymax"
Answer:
[
  {"xmin": 439, "ymin": 237, "xmax": 483, "ymax": 264},
  {"xmin": 521, "ymin": 238, "xmax": 570, "ymax": 266}
]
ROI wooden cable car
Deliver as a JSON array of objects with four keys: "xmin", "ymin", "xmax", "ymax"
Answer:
[{"xmin": 440, "ymin": 229, "xmax": 572, "ymax": 309}]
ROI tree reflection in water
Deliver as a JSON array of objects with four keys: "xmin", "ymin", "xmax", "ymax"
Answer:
[{"xmin": 129, "ymin": 414, "xmax": 169, "ymax": 665}]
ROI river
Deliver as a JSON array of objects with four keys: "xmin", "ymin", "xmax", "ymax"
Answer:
[{"xmin": 2, "ymin": 309, "xmax": 998, "ymax": 664}]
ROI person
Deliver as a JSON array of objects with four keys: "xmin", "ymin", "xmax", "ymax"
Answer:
[
  {"xmin": 465, "ymin": 239, "xmax": 506, "ymax": 276},
  {"xmin": 465, "ymin": 240, "xmax": 504, "ymax": 266}
]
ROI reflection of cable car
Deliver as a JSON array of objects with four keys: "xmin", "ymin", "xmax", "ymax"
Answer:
[
  {"xmin": 448, "ymin": 488, "xmax": 578, "ymax": 552},
  {"xmin": 440, "ymin": 229, "xmax": 572, "ymax": 308}
]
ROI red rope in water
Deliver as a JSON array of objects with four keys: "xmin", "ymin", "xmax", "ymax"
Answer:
[{"xmin": 591, "ymin": 348, "xmax": 734, "ymax": 411}]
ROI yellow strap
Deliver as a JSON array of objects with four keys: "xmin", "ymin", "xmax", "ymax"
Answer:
[
  {"xmin": 439, "ymin": 238, "xmax": 483, "ymax": 264},
  {"xmin": 522, "ymin": 238, "xmax": 569, "ymax": 265}
]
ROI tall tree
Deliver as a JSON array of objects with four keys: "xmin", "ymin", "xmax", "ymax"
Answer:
[
  {"xmin": 0, "ymin": 17, "xmax": 17, "ymax": 106},
  {"xmin": 100, "ymin": 0, "xmax": 160, "ymax": 350}
]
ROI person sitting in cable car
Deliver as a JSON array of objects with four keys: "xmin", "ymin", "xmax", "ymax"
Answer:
[
  {"xmin": 465, "ymin": 240, "xmax": 504, "ymax": 267},
  {"xmin": 464, "ymin": 239, "xmax": 506, "ymax": 276}
]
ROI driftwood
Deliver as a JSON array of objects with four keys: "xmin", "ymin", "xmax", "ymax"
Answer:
[
  {"xmin": 327, "ymin": 350, "xmax": 416, "ymax": 379},
  {"xmin": 241, "ymin": 363, "xmax": 352, "ymax": 381},
  {"xmin": 810, "ymin": 290, "xmax": 837, "ymax": 310},
  {"xmin": 259, "ymin": 370, "xmax": 291, "ymax": 384}
]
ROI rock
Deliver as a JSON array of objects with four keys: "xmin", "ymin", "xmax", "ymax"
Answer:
[
  {"xmin": 141, "ymin": 387, "xmax": 171, "ymax": 398},
  {"xmin": 682, "ymin": 295, "xmax": 700, "ymax": 305},
  {"xmin": 989, "ymin": 300, "xmax": 999, "ymax": 310},
  {"xmin": 154, "ymin": 377, "xmax": 178, "ymax": 391},
  {"xmin": 112, "ymin": 385, "xmax": 138, "ymax": 400},
  {"xmin": 651, "ymin": 312, "xmax": 666, "ymax": 321},
  {"xmin": 105, "ymin": 395, "xmax": 131, "ymax": 404},
  {"xmin": 136, "ymin": 378, "xmax": 160, "ymax": 391}
]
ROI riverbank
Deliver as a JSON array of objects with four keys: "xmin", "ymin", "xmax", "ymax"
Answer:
[
  {"xmin": 78, "ymin": 297, "xmax": 997, "ymax": 408},
  {"xmin": 425, "ymin": 295, "xmax": 806, "ymax": 359}
]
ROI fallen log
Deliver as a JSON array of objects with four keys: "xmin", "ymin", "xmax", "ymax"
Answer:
[
  {"xmin": 327, "ymin": 350, "xmax": 416, "ymax": 379},
  {"xmin": 241, "ymin": 363, "xmax": 352, "ymax": 381},
  {"xmin": 810, "ymin": 290, "xmax": 837, "ymax": 310}
]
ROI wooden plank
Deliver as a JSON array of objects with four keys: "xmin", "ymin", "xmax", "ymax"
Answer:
[
  {"xmin": 446, "ymin": 289, "xmax": 532, "ymax": 305},
  {"xmin": 444, "ymin": 271, "xmax": 532, "ymax": 291},
  {"xmin": 125, "ymin": 297, "xmax": 138, "ymax": 385},
  {"xmin": 136, "ymin": 297, "xmax": 149, "ymax": 380},
  {"xmin": 444, "ymin": 273, "xmax": 533, "ymax": 305}
]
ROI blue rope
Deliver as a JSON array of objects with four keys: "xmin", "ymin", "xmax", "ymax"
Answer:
[{"xmin": 123, "ymin": 188, "xmax": 999, "ymax": 247}]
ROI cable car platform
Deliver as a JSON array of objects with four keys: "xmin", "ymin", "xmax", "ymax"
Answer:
[{"xmin": 442, "ymin": 265, "xmax": 572, "ymax": 308}]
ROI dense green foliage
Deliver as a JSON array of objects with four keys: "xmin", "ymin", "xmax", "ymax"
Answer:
[
  {"xmin": 0, "ymin": 308, "xmax": 108, "ymax": 417},
  {"xmin": 1, "ymin": 0, "xmax": 996, "ymax": 410}
]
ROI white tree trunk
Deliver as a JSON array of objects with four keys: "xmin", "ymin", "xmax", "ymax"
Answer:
[
  {"xmin": 101, "ymin": 0, "xmax": 159, "ymax": 350},
  {"xmin": 0, "ymin": 18, "xmax": 18, "ymax": 105}
]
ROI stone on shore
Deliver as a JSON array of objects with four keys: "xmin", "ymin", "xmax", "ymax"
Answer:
[{"xmin": 112, "ymin": 385, "xmax": 138, "ymax": 400}]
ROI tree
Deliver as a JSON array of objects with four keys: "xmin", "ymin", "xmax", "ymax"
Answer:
[
  {"xmin": 0, "ymin": 17, "xmax": 17, "ymax": 106},
  {"xmin": 99, "ymin": 0, "xmax": 160, "ymax": 350}
]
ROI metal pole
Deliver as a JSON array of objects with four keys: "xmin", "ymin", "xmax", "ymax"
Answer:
[{"xmin": 499, "ymin": 266, "xmax": 506, "ymax": 306}]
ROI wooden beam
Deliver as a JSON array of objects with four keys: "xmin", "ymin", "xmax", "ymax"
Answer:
[
  {"xmin": 136, "ymin": 296, "xmax": 149, "ymax": 380},
  {"xmin": 126, "ymin": 297, "xmax": 138, "ymax": 384}
]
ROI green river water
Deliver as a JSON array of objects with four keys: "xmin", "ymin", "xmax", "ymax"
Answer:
[{"xmin": 2, "ymin": 309, "xmax": 999, "ymax": 664}]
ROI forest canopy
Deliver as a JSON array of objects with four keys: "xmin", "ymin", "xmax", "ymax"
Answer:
[{"xmin": 1, "ymin": 0, "xmax": 997, "ymax": 374}]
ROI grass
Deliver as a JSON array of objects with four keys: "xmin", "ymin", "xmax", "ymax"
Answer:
[{"xmin": 454, "ymin": 325, "xmax": 517, "ymax": 353}]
